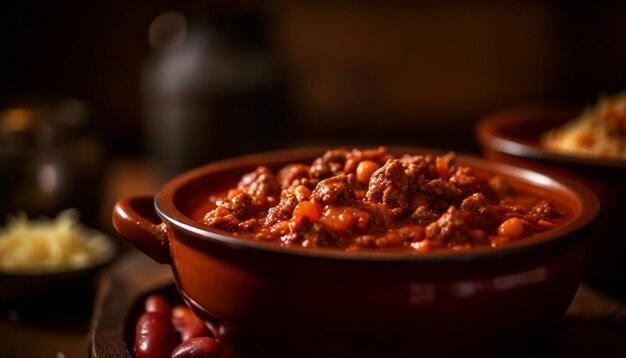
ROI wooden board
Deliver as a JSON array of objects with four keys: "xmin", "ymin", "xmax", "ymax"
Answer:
[{"xmin": 89, "ymin": 250, "xmax": 172, "ymax": 358}]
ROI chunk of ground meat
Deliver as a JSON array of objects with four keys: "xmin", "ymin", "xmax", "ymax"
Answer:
[
  {"xmin": 237, "ymin": 166, "xmax": 281, "ymax": 199},
  {"xmin": 401, "ymin": 155, "xmax": 439, "ymax": 181},
  {"xmin": 219, "ymin": 192, "xmax": 254, "ymax": 221},
  {"xmin": 365, "ymin": 159, "xmax": 409, "ymax": 215},
  {"xmin": 309, "ymin": 148, "xmax": 348, "ymax": 180},
  {"xmin": 265, "ymin": 187, "xmax": 301, "ymax": 226},
  {"xmin": 310, "ymin": 174, "xmax": 355, "ymax": 206},
  {"xmin": 449, "ymin": 167, "xmax": 483, "ymax": 198},
  {"xmin": 205, "ymin": 193, "xmax": 259, "ymax": 232},
  {"xmin": 408, "ymin": 193, "xmax": 451, "ymax": 217},
  {"xmin": 237, "ymin": 166, "xmax": 281, "ymax": 210},
  {"xmin": 278, "ymin": 164, "xmax": 310, "ymax": 189},
  {"xmin": 410, "ymin": 206, "xmax": 440, "ymax": 224},
  {"xmin": 281, "ymin": 221, "xmax": 337, "ymax": 247},
  {"xmin": 417, "ymin": 178, "xmax": 463, "ymax": 209},
  {"xmin": 425, "ymin": 206, "xmax": 471, "ymax": 245},
  {"xmin": 353, "ymin": 200, "xmax": 396, "ymax": 232},
  {"xmin": 460, "ymin": 193, "xmax": 500, "ymax": 229},
  {"xmin": 204, "ymin": 206, "xmax": 239, "ymax": 231}
]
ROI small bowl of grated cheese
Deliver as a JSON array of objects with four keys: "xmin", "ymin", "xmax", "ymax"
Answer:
[
  {"xmin": 476, "ymin": 95, "xmax": 626, "ymax": 297},
  {"xmin": 0, "ymin": 209, "xmax": 115, "ymax": 300}
]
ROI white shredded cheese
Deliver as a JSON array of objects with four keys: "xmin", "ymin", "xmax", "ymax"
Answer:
[{"xmin": 0, "ymin": 209, "xmax": 114, "ymax": 274}]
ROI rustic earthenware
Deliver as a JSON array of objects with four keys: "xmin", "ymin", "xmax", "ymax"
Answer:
[{"xmin": 113, "ymin": 147, "xmax": 599, "ymax": 356}]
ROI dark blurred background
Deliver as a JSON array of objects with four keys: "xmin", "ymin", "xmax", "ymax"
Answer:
[{"xmin": 0, "ymin": 0, "xmax": 625, "ymax": 228}]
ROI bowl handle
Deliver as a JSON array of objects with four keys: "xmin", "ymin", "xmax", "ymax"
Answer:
[{"xmin": 112, "ymin": 195, "xmax": 171, "ymax": 264}]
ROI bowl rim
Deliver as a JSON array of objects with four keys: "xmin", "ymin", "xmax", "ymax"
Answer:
[
  {"xmin": 154, "ymin": 146, "xmax": 600, "ymax": 263},
  {"xmin": 476, "ymin": 104, "xmax": 626, "ymax": 169}
]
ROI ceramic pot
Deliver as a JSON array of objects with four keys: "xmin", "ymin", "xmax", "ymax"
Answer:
[{"xmin": 113, "ymin": 147, "xmax": 599, "ymax": 356}]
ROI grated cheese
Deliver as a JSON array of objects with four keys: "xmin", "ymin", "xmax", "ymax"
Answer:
[{"xmin": 0, "ymin": 209, "xmax": 114, "ymax": 274}]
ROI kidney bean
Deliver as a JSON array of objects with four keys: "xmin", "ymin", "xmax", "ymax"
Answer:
[
  {"xmin": 172, "ymin": 305, "xmax": 211, "ymax": 342},
  {"xmin": 171, "ymin": 337, "xmax": 221, "ymax": 358},
  {"xmin": 145, "ymin": 294, "xmax": 171, "ymax": 315},
  {"xmin": 135, "ymin": 311, "xmax": 177, "ymax": 358}
]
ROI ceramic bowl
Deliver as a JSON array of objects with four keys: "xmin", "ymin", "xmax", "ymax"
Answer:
[
  {"xmin": 113, "ymin": 147, "xmax": 599, "ymax": 356},
  {"xmin": 0, "ymin": 230, "xmax": 116, "ymax": 302},
  {"xmin": 477, "ymin": 104, "xmax": 626, "ymax": 297}
]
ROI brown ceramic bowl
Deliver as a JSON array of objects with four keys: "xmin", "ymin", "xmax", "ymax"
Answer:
[
  {"xmin": 477, "ymin": 105, "xmax": 626, "ymax": 297},
  {"xmin": 113, "ymin": 147, "xmax": 599, "ymax": 356}
]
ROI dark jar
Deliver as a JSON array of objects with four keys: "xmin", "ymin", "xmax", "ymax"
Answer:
[{"xmin": 141, "ymin": 5, "xmax": 287, "ymax": 180}]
